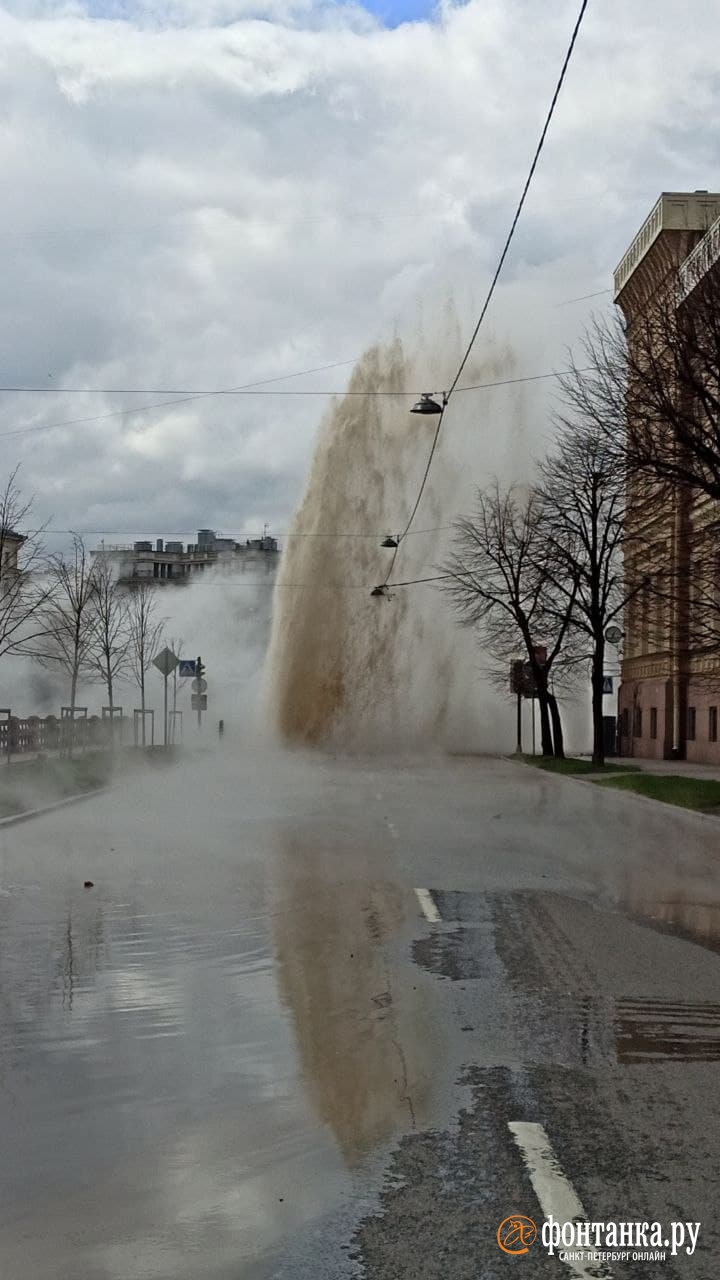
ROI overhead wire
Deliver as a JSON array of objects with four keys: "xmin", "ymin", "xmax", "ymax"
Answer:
[
  {"xmin": 0, "ymin": 358, "xmax": 358, "ymax": 440},
  {"xmin": 47, "ymin": 524, "xmax": 453, "ymax": 539},
  {"xmin": 0, "ymin": 365, "xmax": 594, "ymax": 440},
  {"xmin": 382, "ymin": 0, "xmax": 590, "ymax": 592},
  {"xmin": 446, "ymin": 0, "xmax": 590, "ymax": 401}
]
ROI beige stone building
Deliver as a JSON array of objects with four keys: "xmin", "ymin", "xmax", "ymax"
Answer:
[{"xmin": 615, "ymin": 191, "xmax": 720, "ymax": 761}]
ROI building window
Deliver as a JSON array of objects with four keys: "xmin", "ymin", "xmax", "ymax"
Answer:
[
  {"xmin": 650, "ymin": 707, "xmax": 658, "ymax": 740},
  {"xmin": 633, "ymin": 706, "xmax": 642, "ymax": 738},
  {"xmin": 688, "ymin": 707, "xmax": 696, "ymax": 741},
  {"xmin": 710, "ymin": 707, "xmax": 718, "ymax": 743}
]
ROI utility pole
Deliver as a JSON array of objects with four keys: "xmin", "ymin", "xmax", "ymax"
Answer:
[{"xmin": 196, "ymin": 655, "xmax": 204, "ymax": 729}]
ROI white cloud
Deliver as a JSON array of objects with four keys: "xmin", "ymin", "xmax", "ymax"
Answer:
[{"xmin": 0, "ymin": 0, "xmax": 719, "ymax": 546}]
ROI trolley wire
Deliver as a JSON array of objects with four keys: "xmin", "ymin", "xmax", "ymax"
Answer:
[{"xmin": 383, "ymin": 0, "xmax": 590, "ymax": 591}]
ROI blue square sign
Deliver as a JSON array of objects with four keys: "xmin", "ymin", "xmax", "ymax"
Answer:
[{"xmin": 178, "ymin": 659, "xmax": 196, "ymax": 677}]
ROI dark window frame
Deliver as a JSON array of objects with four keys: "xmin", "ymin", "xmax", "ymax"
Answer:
[{"xmin": 688, "ymin": 706, "xmax": 697, "ymax": 741}]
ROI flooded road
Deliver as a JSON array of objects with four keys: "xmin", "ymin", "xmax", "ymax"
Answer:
[{"xmin": 1, "ymin": 750, "xmax": 720, "ymax": 1277}]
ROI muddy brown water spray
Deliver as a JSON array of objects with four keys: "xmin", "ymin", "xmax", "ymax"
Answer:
[{"xmin": 266, "ymin": 327, "xmax": 530, "ymax": 751}]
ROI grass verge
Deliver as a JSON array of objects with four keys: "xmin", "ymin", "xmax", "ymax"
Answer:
[
  {"xmin": 519, "ymin": 754, "xmax": 640, "ymax": 775},
  {"xmin": 594, "ymin": 772, "xmax": 720, "ymax": 813},
  {"xmin": 0, "ymin": 746, "xmax": 179, "ymax": 819}
]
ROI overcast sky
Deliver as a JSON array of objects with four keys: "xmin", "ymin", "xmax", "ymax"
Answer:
[{"xmin": 1, "ymin": 0, "xmax": 719, "ymax": 549}]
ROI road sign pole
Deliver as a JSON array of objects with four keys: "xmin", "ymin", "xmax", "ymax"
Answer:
[
  {"xmin": 197, "ymin": 655, "xmax": 203, "ymax": 729},
  {"xmin": 516, "ymin": 691, "xmax": 523, "ymax": 755},
  {"xmin": 151, "ymin": 647, "xmax": 180, "ymax": 749}
]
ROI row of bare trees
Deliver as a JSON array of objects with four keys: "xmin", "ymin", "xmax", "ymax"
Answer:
[
  {"xmin": 444, "ymin": 252, "xmax": 720, "ymax": 765},
  {"xmin": 443, "ymin": 413, "xmax": 635, "ymax": 765},
  {"xmin": 0, "ymin": 471, "xmax": 166, "ymax": 734}
]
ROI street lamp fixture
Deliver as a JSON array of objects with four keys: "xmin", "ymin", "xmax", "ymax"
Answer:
[
  {"xmin": 381, "ymin": 536, "xmax": 399, "ymax": 548},
  {"xmin": 410, "ymin": 393, "xmax": 445, "ymax": 415}
]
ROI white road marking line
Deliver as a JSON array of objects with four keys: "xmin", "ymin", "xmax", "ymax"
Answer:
[
  {"xmin": 414, "ymin": 888, "xmax": 441, "ymax": 923},
  {"xmin": 508, "ymin": 1121, "xmax": 612, "ymax": 1279}
]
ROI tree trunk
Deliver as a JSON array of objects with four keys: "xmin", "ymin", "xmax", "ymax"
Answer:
[
  {"xmin": 591, "ymin": 639, "xmax": 605, "ymax": 767},
  {"xmin": 106, "ymin": 661, "xmax": 115, "ymax": 749},
  {"xmin": 548, "ymin": 693, "xmax": 565, "ymax": 759},
  {"xmin": 68, "ymin": 667, "xmax": 78, "ymax": 759},
  {"xmin": 536, "ymin": 690, "xmax": 554, "ymax": 756}
]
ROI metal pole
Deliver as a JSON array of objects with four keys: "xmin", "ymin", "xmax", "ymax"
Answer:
[
  {"xmin": 516, "ymin": 692, "xmax": 522, "ymax": 754},
  {"xmin": 532, "ymin": 694, "xmax": 536, "ymax": 756},
  {"xmin": 172, "ymin": 664, "xmax": 177, "ymax": 744},
  {"xmin": 196, "ymin": 655, "xmax": 202, "ymax": 729},
  {"xmin": 164, "ymin": 672, "xmax": 168, "ymax": 748}
]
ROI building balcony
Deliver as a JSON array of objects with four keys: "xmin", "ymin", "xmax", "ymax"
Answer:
[
  {"xmin": 613, "ymin": 191, "xmax": 720, "ymax": 299},
  {"xmin": 678, "ymin": 214, "xmax": 720, "ymax": 300}
]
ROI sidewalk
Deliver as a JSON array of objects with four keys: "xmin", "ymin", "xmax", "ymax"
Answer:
[{"xmin": 623, "ymin": 757, "xmax": 720, "ymax": 783}]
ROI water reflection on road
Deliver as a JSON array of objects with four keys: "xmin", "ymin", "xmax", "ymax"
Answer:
[
  {"xmin": 272, "ymin": 828, "xmax": 436, "ymax": 1163},
  {"xmin": 4, "ymin": 748, "xmax": 720, "ymax": 1278},
  {"xmin": 0, "ymin": 751, "xmax": 440, "ymax": 1279}
]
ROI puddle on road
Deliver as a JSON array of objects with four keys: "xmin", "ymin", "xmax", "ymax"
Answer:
[
  {"xmin": 615, "ymin": 998, "xmax": 720, "ymax": 1063},
  {"xmin": 0, "ymin": 878, "xmax": 356, "ymax": 1279},
  {"xmin": 410, "ymin": 889, "xmax": 720, "ymax": 1070},
  {"xmin": 271, "ymin": 834, "xmax": 438, "ymax": 1164},
  {"xmin": 0, "ymin": 817, "xmax": 444, "ymax": 1280}
]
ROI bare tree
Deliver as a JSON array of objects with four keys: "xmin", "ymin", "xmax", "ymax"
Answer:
[
  {"xmin": 442, "ymin": 481, "xmax": 578, "ymax": 758},
  {"xmin": 538, "ymin": 420, "xmax": 644, "ymax": 767},
  {"xmin": 127, "ymin": 583, "xmax": 165, "ymax": 746},
  {"xmin": 561, "ymin": 256, "xmax": 720, "ymax": 504},
  {"xmin": 34, "ymin": 534, "xmax": 98, "ymax": 751},
  {"xmin": 89, "ymin": 554, "xmax": 130, "ymax": 730},
  {"xmin": 0, "ymin": 469, "xmax": 53, "ymax": 663}
]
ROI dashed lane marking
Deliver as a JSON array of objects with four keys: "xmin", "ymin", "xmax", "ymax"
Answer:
[
  {"xmin": 508, "ymin": 1121, "xmax": 612, "ymax": 1278},
  {"xmin": 414, "ymin": 888, "xmax": 441, "ymax": 923}
]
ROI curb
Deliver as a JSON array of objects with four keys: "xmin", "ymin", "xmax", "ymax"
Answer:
[
  {"xmin": 0, "ymin": 787, "xmax": 110, "ymax": 829},
  {"xmin": 508, "ymin": 756, "xmax": 720, "ymax": 825}
]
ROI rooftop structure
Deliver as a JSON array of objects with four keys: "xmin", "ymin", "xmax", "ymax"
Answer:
[
  {"xmin": 614, "ymin": 191, "xmax": 720, "ymax": 300},
  {"xmin": 92, "ymin": 528, "xmax": 279, "ymax": 585}
]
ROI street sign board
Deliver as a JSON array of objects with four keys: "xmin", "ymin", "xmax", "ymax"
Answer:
[
  {"xmin": 178, "ymin": 659, "xmax": 196, "ymax": 677},
  {"xmin": 602, "ymin": 675, "xmax": 614, "ymax": 694},
  {"xmin": 153, "ymin": 647, "xmax": 179, "ymax": 677},
  {"xmin": 191, "ymin": 677, "xmax": 208, "ymax": 694},
  {"xmin": 510, "ymin": 645, "xmax": 548, "ymax": 698},
  {"xmin": 605, "ymin": 625, "xmax": 623, "ymax": 646},
  {"xmin": 191, "ymin": 694, "xmax": 208, "ymax": 711}
]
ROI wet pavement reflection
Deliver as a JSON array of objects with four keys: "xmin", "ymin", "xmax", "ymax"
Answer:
[
  {"xmin": 0, "ymin": 752, "xmax": 444, "ymax": 1279},
  {"xmin": 2, "ymin": 749, "xmax": 720, "ymax": 1277},
  {"xmin": 272, "ymin": 831, "xmax": 436, "ymax": 1163}
]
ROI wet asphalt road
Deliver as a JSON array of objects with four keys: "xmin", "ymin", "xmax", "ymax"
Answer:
[{"xmin": 1, "ymin": 749, "xmax": 719, "ymax": 1279}]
